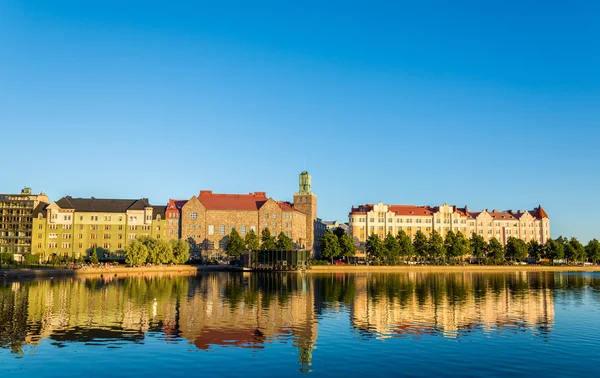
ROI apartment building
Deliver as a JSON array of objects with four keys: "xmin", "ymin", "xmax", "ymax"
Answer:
[{"xmin": 349, "ymin": 202, "xmax": 550, "ymax": 246}]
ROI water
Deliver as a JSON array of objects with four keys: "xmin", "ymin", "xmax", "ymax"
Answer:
[{"xmin": 2, "ymin": 271, "xmax": 600, "ymax": 377}]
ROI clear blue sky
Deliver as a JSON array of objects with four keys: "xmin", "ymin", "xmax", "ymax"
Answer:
[{"xmin": 1, "ymin": 1, "xmax": 599, "ymax": 241}]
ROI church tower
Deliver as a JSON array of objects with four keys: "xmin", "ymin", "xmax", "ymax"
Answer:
[{"xmin": 293, "ymin": 171, "xmax": 317, "ymax": 255}]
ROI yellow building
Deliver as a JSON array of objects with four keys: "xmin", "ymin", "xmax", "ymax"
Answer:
[
  {"xmin": 32, "ymin": 197, "xmax": 166, "ymax": 260},
  {"xmin": 349, "ymin": 202, "xmax": 550, "ymax": 246}
]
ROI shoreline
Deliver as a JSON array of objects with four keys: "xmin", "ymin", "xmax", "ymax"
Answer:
[
  {"xmin": 307, "ymin": 265, "xmax": 600, "ymax": 273},
  {"xmin": 0, "ymin": 264, "xmax": 236, "ymax": 280},
  {"xmin": 2, "ymin": 264, "xmax": 600, "ymax": 280}
]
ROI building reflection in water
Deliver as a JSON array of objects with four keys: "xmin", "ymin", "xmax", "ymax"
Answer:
[{"xmin": 3, "ymin": 271, "xmax": 596, "ymax": 364}]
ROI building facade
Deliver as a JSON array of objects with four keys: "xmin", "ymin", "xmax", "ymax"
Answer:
[
  {"xmin": 0, "ymin": 188, "xmax": 49, "ymax": 256},
  {"xmin": 31, "ymin": 197, "xmax": 165, "ymax": 260},
  {"xmin": 166, "ymin": 172, "xmax": 320, "ymax": 258},
  {"xmin": 349, "ymin": 202, "xmax": 550, "ymax": 247}
]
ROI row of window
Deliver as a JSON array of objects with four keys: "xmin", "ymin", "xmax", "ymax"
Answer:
[{"xmin": 44, "ymin": 242, "xmax": 126, "ymax": 249}]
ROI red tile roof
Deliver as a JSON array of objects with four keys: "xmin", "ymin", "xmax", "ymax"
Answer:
[
  {"xmin": 388, "ymin": 205, "xmax": 434, "ymax": 216},
  {"xmin": 197, "ymin": 191, "xmax": 268, "ymax": 211}
]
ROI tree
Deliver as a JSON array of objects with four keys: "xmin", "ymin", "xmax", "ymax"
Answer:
[
  {"xmin": 428, "ymin": 230, "xmax": 445, "ymax": 262},
  {"xmin": 170, "ymin": 239, "xmax": 190, "ymax": 264},
  {"xmin": 89, "ymin": 246, "xmax": 99, "ymax": 264},
  {"xmin": 396, "ymin": 230, "xmax": 414, "ymax": 261},
  {"xmin": 333, "ymin": 227, "xmax": 346, "ymax": 239},
  {"xmin": 413, "ymin": 230, "xmax": 428, "ymax": 261},
  {"xmin": 453, "ymin": 231, "xmax": 470, "ymax": 262},
  {"xmin": 320, "ymin": 231, "xmax": 341, "ymax": 263},
  {"xmin": 365, "ymin": 233, "xmax": 385, "ymax": 261},
  {"xmin": 154, "ymin": 239, "xmax": 174, "ymax": 264},
  {"xmin": 244, "ymin": 229, "xmax": 260, "ymax": 251},
  {"xmin": 260, "ymin": 228, "xmax": 276, "ymax": 250},
  {"xmin": 506, "ymin": 237, "xmax": 528, "ymax": 261},
  {"xmin": 570, "ymin": 237, "xmax": 586, "ymax": 263},
  {"xmin": 125, "ymin": 239, "xmax": 149, "ymax": 267},
  {"xmin": 339, "ymin": 233, "xmax": 356, "ymax": 259},
  {"xmin": 487, "ymin": 238, "xmax": 505, "ymax": 263},
  {"xmin": 384, "ymin": 232, "xmax": 400, "ymax": 262},
  {"xmin": 527, "ymin": 240, "xmax": 544, "ymax": 261},
  {"xmin": 276, "ymin": 231, "xmax": 293, "ymax": 250},
  {"xmin": 586, "ymin": 239, "xmax": 600, "ymax": 264},
  {"xmin": 470, "ymin": 233, "xmax": 487, "ymax": 263},
  {"xmin": 545, "ymin": 238, "xmax": 564, "ymax": 262},
  {"xmin": 563, "ymin": 241, "xmax": 576, "ymax": 263},
  {"xmin": 226, "ymin": 228, "xmax": 246, "ymax": 258}
]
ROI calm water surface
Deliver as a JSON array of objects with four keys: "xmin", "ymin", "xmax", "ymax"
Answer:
[{"xmin": 2, "ymin": 271, "xmax": 600, "ymax": 377}]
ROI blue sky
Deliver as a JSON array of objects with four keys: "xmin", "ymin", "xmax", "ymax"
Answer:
[{"xmin": 1, "ymin": 0, "xmax": 599, "ymax": 241}]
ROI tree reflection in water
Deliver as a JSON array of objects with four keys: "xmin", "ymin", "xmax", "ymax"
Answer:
[{"xmin": 3, "ymin": 271, "xmax": 600, "ymax": 367}]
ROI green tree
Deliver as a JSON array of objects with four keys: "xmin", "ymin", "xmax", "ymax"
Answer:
[
  {"xmin": 154, "ymin": 239, "xmax": 174, "ymax": 264},
  {"xmin": 545, "ymin": 238, "xmax": 564, "ymax": 262},
  {"xmin": 366, "ymin": 233, "xmax": 385, "ymax": 261},
  {"xmin": 527, "ymin": 240, "xmax": 544, "ymax": 261},
  {"xmin": 586, "ymin": 239, "xmax": 600, "ymax": 264},
  {"xmin": 506, "ymin": 237, "xmax": 528, "ymax": 261},
  {"xmin": 384, "ymin": 232, "xmax": 400, "ymax": 262},
  {"xmin": 244, "ymin": 229, "xmax": 260, "ymax": 251},
  {"xmin": 339, "ymin": 233, "xmax": 356, "ymax": 259},
  {"xmin": 226, "ymin": 228, "xmax": 246, "ymax": 258},
  {"xmin": 470, "ymin": 233, "xmax": 487, "ymax": 263},
  {"xmin": 320, "ymin": 230, "xmax": 341, "ymax": 263},
  {"xmin": 428, "ymin": 230, "xmax": 445, "ymax": 262},
  {"xmin": 454, "ymin": 231, "xmax": 470, "ymax": 262},
  {"xmin": 396, "ymin": 230, "xmax": 414, "ymax": 261},
  {"xmin": 333, "ymin": 227, "xmax": 346, "ymax": 239},
  {"xmin": 570, "ymin": 237, "xmax": 586, "ymax": 263},
  {"xmin": 260, "ymin": 228, "xmax": 276, "ymax": 250},
  {"xmin": 487, "ymin": 238, "xmax": 505, "ymax": 263},
  {"xmin": 413, "ymin": 230, "xmax": 428, "ymax": 261},
  {"xmin": 89, "ymin": 246, "xmax": 99, "ymax": 264},
  {"xmin": 125, "ymin": 239, "xmax": 149, "ymax": 267},
  {"xmin": 276, "ymin": 231, "xmax": 293, "ymax": 250},
  {"xmin": 170, "ymin": 239, "xmax": 190, "ymax": 264}
]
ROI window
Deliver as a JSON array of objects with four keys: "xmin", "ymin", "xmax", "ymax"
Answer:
[
  {"xmin": 264, "ymin": 213, "xmax": 269, "ymax": 219},
  {"xmin": 190, "ymin": 211, "xmax": 198, "ymax": 220},
  {"xmin": 49, "ymin": 233, "xmax": 57, "ymax": 239},
  {"xmin": 129, "ymin": 234, "xmax": 136, "ymax": 240},
  {"xmin": 219, "ymin": 225, "xmax": 225, "ymax": 235},
  {"xmin": 63, "ymin": 224, "xmax": 72, "ymax": 230},
  {"xmin": 250, "ymin": 225, "xmax": 256, "ymax": 232},
  {"xmin": 272, "ymin": 214, "xmax": 277, "ymax": 219},
  {"xmin": 117, "ymin": 234, "xmax": 123, "ymax": 240},
  {"xmin": 79, "ymin": 225, "xmax": 84, "ymax": 230},
  {"xmin": 78, "ymin": 243, "xmax": 83, "ymax": 248},
  {"xmin": 90, "ymin": 234, "xmax": 97, "ymax": 239},
  {"xmin": 61, "ymin": 242, "xmax": 70, "ymax": 248},
  {"xmin": 104, "ymin": 234, "xmax": 111, "ymax": 239},
  {"xmin": 240, "ymin": 226, "xmax": 247, "ymax": 235},
  {"xmin": 62, "ymin": 233, "xmax": 71, "ymax": 239},
  {"xmin": 208, "ymin": 225, "xmax": 214, "ymax": 235},
  {"xmin": 118, "ymin": 243, "xmax": 122, "ymax": 249},
  {"xmin": 48, "ymin": 242, "xmax": 57, "ymax": 248},
  {"xmin": 105, "ymin": 225, "xmax": 111, "ymax": 231},
  {"xmin": 272, "ymin": 222, "xmax": 277, "ymax": 227},
  {"xmin": 78, "ymin": 234, "xmax": 83, "ymax": 239}
]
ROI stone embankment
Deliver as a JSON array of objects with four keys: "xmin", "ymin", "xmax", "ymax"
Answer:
[{"xmin": 307, "ymin": 265, "xmax": 600, "ymax": 273}]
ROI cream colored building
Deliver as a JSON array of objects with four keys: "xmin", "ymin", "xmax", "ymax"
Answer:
[{"xmin": 349, "ymin": 202, "xmax": 550, "ymax": 246}]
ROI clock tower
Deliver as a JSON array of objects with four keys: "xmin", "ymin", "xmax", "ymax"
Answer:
[{"xmin": 293, "ymin": 171, "xmax": 317, "ymax": 255}]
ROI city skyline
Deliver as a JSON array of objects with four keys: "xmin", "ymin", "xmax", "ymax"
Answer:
[{"xmin": 2, "ymin": 1, "xmax": 599, "ymax": 242}]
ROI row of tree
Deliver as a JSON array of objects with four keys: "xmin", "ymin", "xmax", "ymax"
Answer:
[
  {"xmin": 124, "ymin": 236, "xmax": 190, "ymax": 266},
  {"xmin": 225, "ymin": 228, "xmax": 295, "ymax": 257},
  {"xmin": 362, "ymin": 230, "xmax": 600, "ymax": 264}
]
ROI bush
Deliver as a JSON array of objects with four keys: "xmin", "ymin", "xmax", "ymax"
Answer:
[
  {"xmin": 0, "ymin": 252, "xmax": 14, "ymax": 264},
  {"xmin": 24, "ymin": 254, "xmax": 41, "ymax": 265}
]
